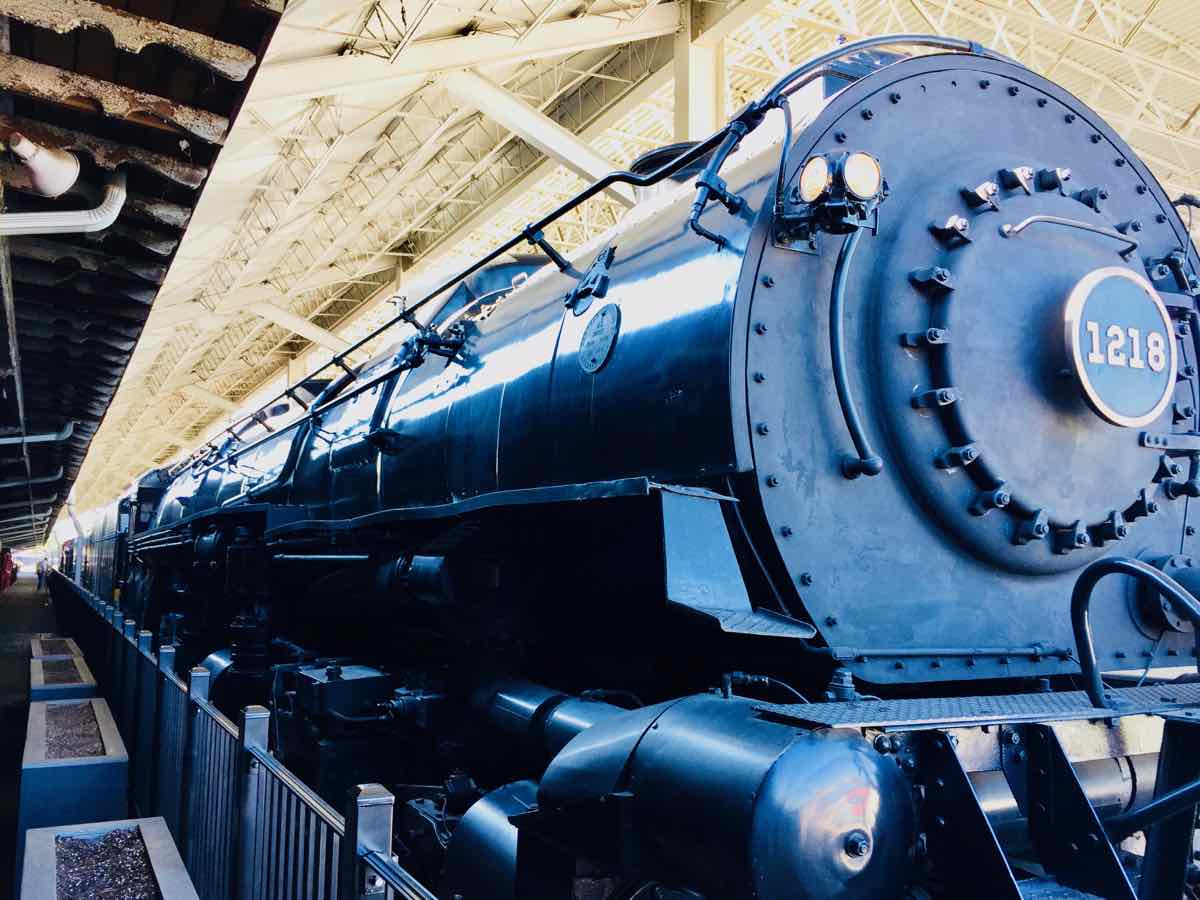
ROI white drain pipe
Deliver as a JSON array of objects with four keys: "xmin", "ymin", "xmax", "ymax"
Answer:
[
  {"xmin": 9, "ymin": 132, "xmax": 79, "ymax": 197},
  {"xmin": 0, "ymin": 133, "xmax": 127, "ymax": 235}
]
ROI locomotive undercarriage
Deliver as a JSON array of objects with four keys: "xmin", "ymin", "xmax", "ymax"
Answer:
[{"xmin": 120, "ymin": 494, "xmax": 1200, "ymax": 900}]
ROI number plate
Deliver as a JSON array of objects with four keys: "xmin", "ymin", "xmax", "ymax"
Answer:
[{"xmin": 1064, "ymin": 267, "xmax": 1177, "ymax": 427}]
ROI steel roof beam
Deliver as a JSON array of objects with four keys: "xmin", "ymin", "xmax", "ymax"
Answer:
[
  {"xmin": 179, "ymin": 384, "xmax": 239, "ymax": 414},
  {"xmin": 443, "ymin": 70, "xmax": 636, "ymax": 207},
  {"xmin": 246, "ymin": 302, "xmax": 353, "ymax": 353},
  {"xmin": 674, "ymin": 0, "xmax": 726, "ymax": 140},
  {"xmin": 249, "ymin": 1, "xmax": 683, "ymax": 105}
]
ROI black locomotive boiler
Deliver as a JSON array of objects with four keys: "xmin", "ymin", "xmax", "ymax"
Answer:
[{"xmin": 63, "ymin": 36, "xmax": 1200, "ymax": 900}]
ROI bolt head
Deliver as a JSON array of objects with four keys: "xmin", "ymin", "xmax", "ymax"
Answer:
[
  {"xmin": 761, "ymin": 274, "xmax": 775, "ymax": 287},
  {"xmin": 1035, "ymin": 523, "xmax": 1049, "ymax": 536},
  {"xmin": 979, "ymin": 79, "xmax": 991, "ymax": 89},
  {"xmin": 995, "ymin": 490, "xmax": 1011, "ymax": 507},
  {"xmin": 1148, "ymin": 500, "xmax": 1160, "ymax": 514},
  {"xmin": 873, "ymin": 734, "xmax": 892, "ymax": 753},
  {"xmin": 835, "ymin": 131, "xmax": 848, "ymax": 143},
  {"xmin": 1008, "ymin": 85, "xmax": 1020, "ymax": 96},
  {"xmin": 889, "ymin": 92, "xmax": 902, "ymax": 103},
  {"xmin": 780, "ymin": 525, "xmax": 793, "ymax": 537},
  {"xmin": 1076, "ymin": 532, "xmax": 1090, "ymax": 546},
  {"xmin": 1188, "ymin": 526, "xmax": 1197, "ymax": 537},
  {"xmin": 799, "ymin": 572, "xmax": 814, "ymax": 586},
  {"xmin": 753, "ymin": 371, "xmax": 766, "ymax": 383},
  {"xmin": 767, "ymin": 474, "xmax": 779, "ymax": 487},
  {"xmin": 1116, "ymin": 525, "xmax": 1128, "ymax": 538},
  {"xmin": 861, "ymin": 108, "xmax": 874, "ymax": 120},
  {"xmin": 1065, "ymin": 113, "xmax": 1077, "ymax": 123},
  {"xmin": 825, "ymin": 615, "xmax": 837, "ymax": 626},
  {"xmin": 844, "ymin": 831, "xmax": 872, "ymax": 858},
  {"xmin": 757, "ymin": 422, "xmax": 770, "ymax": 435},
  {"xmin": 937, "ymin": 389, "xmax": 953, "ymax": 403},
  {"xmin": 755, "ymin": 322, "xmax": 768, "ymax": 334}
]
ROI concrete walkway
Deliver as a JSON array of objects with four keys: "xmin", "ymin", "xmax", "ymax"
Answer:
[{"xmin": 0, "ymin": 572, "xmax": 58, "ymax": 891}]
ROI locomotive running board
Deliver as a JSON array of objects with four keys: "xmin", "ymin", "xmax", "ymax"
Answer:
[{"xmin": 756, "ymin": 681, "xmax": 1200, "ymax": 729}]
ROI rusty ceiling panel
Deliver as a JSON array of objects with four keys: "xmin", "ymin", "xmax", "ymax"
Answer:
[
  {"xmin": 0, "ymin": 0, "xmax": 280, "ymax": 545},
  {"xmin": 0, "ymin": 115, "xmax": 208, "ymax": 187},
  {"xmin": 8, "ymin": 237, "xmax": 167, "ymax": 282},
  {"xmin": 3, "ymin": 0, "xmax": 256, "ymax": 81},
  {"xmin": 0, "ymin": 55, "xmax": 230, "ymax": 143}
]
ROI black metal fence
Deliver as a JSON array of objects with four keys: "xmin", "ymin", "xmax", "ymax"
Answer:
[{"xmin": 51, "ymin": 570, "xmax": 436, "ymax": 900}]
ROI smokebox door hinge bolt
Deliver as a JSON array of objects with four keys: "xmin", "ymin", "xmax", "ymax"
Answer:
[
  {"xmin": 970, "ymin": 484, "xmax": 1011, "ymax": 516},
  {"xmin": 1155, "ymin": 453, "xmax": 1184, "ymax": 483},
  {"xmin": 1072, "ymin": 186, "xmax": 1109, "ymax": 213},
  {"xmin": 912, "ymin": 386, "xmax": 960, "ymax": 409},
  {"xmin": 1147, "ymin": 249, "xmax": 1198, "ymax": 295},
  {"xmin": 910, "ymin": 267, "xmax": 955, "ymax": 296},
  {"xmin": 1127, "ymin": 488, "xmax": 1160, "ymax": 520},
  {"xmin": 902, "ymin": 327, "xmax": 950, "ymax": 348},
  {"xmin": 935, "ymin": 443, "xmax": 980, "ymax": 469},
  {"xmin": 1091, "ymin": 510, "xmax": 1129, "ymax": 546},
  {"xmin": 998, "ymin": 166, "xmax": 1035, "ymax": 195},
  {"xmin": 929, "ymin": 216, "xmax": 971, "ymax": 247},
  {"xmin": 1036, "ymin": 167, "xmax": 1072, "ymax": 195},
  {"xmin": 1015, "ymin": 509, "xmax": 1050, "ymax": 545},
  {"xmin": 962, "ymin": 181, "xmax": 1000, "ymax": 211},
  {"xmin": 1053, "ymin": 520, "xmax": 1091, "ymax": 554}
]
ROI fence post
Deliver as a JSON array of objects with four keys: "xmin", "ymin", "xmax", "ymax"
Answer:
[
  {"xmin": 155, "ymin": 646, "xmax": 175, "ymax": 822},
  {"xmin": 181, "ymin": 667, "xmax": 209, "ymax": 860},
  {"xmin": 340, "ymin": 784, "xmax": 395, "ymax": 899},
  {"xmin": 189, "ymin": 666, "xmax": 210, "ymax": 701},
  {"xmin": 236, "ymin": 705, "xmax": 270, "ymax": 900}
]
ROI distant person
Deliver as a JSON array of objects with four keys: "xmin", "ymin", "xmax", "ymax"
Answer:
[{"xmin": 36, "ymin": 557, "xmax": 47, "ymax": 591}]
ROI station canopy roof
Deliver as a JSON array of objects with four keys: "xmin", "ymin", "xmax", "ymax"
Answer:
[{"xmin": 60, "ymin": 0, "xmax": 1200, "ymax": 513}]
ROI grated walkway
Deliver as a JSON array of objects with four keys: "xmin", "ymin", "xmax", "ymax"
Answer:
[{"xmin": 0, "ymin": 572, "xmax": 58, "ymax": 891}]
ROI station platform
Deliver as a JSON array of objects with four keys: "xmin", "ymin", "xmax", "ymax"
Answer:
[{"xmin": 0, "ymin": 573, "xmax": 56, "ymax": 890}]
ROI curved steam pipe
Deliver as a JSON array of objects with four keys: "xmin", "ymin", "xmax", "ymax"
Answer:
[{"xmin": 1071, "ymin": 556, "xmax": 1200, "ymax": 708}]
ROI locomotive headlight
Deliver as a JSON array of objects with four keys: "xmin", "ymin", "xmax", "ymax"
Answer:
[
  {"xmin": 798, "ymin": 155, "xmax": 832, "ymax": 203},
  {"xmin": 843, "ymin": 152, "xmax": 882, "ymax": 200}
]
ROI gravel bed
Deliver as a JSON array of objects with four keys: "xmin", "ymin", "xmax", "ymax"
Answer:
[
  {"xmin": 55, "ymin": 827, "xmax": 163, "ymax": 900},
  {"xmin": 41, "ymin": 659, "xmax": 80, "ymax": 685},
  {"xmin": 45, "ymin": 702, "xmax": 104, "ymax": 759}
]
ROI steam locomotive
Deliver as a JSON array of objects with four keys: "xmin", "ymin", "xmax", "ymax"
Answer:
[{"xmin": 59, "ymin": 35, "xmax": 1200, "ymax": 899}]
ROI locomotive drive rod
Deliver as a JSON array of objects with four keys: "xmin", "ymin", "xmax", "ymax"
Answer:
[{"xmin": 479, "ymin": 680, "xmax": 1161, "ymax": 845}]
